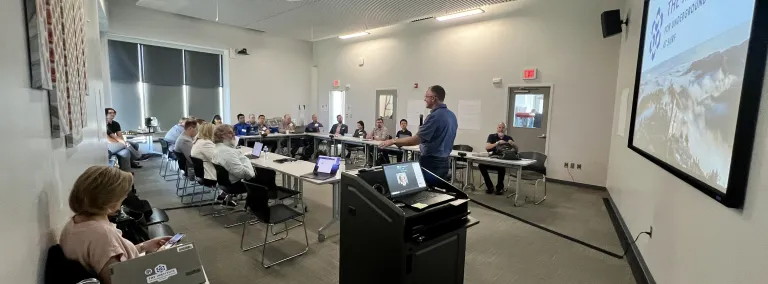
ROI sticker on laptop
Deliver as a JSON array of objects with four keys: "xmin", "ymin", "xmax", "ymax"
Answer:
[
  {"xmin": 146, "ymin": 264, "xmax": 178, "ymax": 283},
  {"xmin": 176, "ymin": 243, "xmax": 194, "ymax": 253}
]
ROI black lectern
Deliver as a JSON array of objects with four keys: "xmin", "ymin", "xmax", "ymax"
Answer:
[{"xmin": 339, "ymin": 167, "xmax": 478, "ymax": 284}]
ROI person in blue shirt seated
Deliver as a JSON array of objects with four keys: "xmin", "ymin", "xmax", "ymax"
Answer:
[
  {"xmin": 302, "ymin": 114, "xmax": 323, "ymax": 160},
  {"xmin": 233, "ymin": 113, "xmax": 251, "ymax": 146},
  {"xmin": 254, "ymin": 114, "xmax": 277, "ymax": 152},
  {"xmin": 393, "ymin": 119, "xmax": 413, "ymax": 162},
  {"xmin": 163, "ymin": 117, "xmax": 187, "ymax": 151},
  {"xmin": 480, "ymin": 122, "xmax": 516, "ymax": 195}
]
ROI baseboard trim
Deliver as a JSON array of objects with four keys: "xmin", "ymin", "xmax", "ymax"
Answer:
[
  {"xmin": 603, "ymin": 197, "xmax": 656, "ymax": 284},
  {"xmin": 549, "ymin": 178, "xmax": 607, "ymax": 191}
]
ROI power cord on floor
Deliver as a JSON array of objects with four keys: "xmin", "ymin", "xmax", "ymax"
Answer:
[
  {"xmin": 566, "ymin": 167, "xmax": 575, "ymax": 182},
  {"xmin": 618, "ymin": 230, "xmax": 652, "ymax": 258}
]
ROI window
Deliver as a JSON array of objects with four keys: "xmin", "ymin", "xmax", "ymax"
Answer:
[{"xmin": 512, "ymin": 94, "xmax": 545, "ymax": 128}]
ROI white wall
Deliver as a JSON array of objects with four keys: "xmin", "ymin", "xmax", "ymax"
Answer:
[
  {"xmin": 0, "ymin": 0, "xmax": 108, "ymax": 282},
  {"xmin": 313, "ymin": 0, "xmax": 623, "ymax": 186},
  {"xmin": 105, "ymin": 0, "xmax": 313, "ymax": 123},
  {"xmin": 607, "ymin": 0, "xmax": 768, "ymax": 283}
]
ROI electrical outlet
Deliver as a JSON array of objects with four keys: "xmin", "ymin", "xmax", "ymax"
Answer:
[
  {"xmin": 577, "ymin": 164, "xmax": 582, "ymax": 170},
  {"xmin": 564, "ymin": 162, "xmax": 569, "ymax": 168},
  {"xmin": 569, "ymin": 163, "xmax": 575, "ymax": 169}
]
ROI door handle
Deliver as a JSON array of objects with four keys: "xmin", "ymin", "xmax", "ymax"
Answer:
[{"xmin": 538, "ymin": 134, "xmax": 546, "ymax": 139}]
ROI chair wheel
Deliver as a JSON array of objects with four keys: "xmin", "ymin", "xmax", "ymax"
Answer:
[{"xmin": 318, "ymin": 234, "xmax": 326, "ymax": 242}]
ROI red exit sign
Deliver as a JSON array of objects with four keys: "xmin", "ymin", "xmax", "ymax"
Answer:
[{"xmin": 523, "ymin": 68, "xmax": 538, "ymax": 80}]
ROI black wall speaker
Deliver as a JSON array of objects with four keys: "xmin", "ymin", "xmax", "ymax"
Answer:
[{"xmin": 601, "ymin": 9, "xmax": 623, "ymax": 38}]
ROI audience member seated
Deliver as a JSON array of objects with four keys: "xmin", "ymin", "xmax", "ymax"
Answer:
[
  {"xmin": 212, "ymin": 124, "xmax": 253, "ymax": 206},
  {"xmin": 279, "ymin": 114, "xmax": 301, "ymax": 157},
  {"xmin": 255, "ymin": 114, "xmax": 277, "ymax": 152},
  {"xmin": 394, "ymin": 119, "xmax": 413, "ymax": 162},
  {"xmin": 367, "ymin": 117, "xmax": 391, "ymax": 165},
  {"xmin": 163, "ymin": 117, "xmax": 187, "ymax": 151},
  {"xmin": 59, "ymin": 166, "xmax": 171, "ymax": 284},
  {"xmin": 174, "ymin": 120, "xmax": 198, "ymax": 178},
  {"xmin": 233, "ymin": 113, "xmax": 250, "ymax": 139},
  {"xmin": 195, "ymin": 118, "xmax": 206, "ymax": 125},
  {"xmin": 105, "ymin": 108, "xmax": 148, "ymax": 170},
  {"xmin": 211, "ymin": 114, "xmax": 223, "ymax": 126},
  {"xmin": 329, "ymin": 114, "xmax": 348, "ymax": 136},
  {"xmin": 302, "ymin": 114, "xmax": 323, "ymax": 159},
  {"xmin": 479, "ymin": 122, "xmax": 517, "ymax": 195},
  {"xmin": 191, "ymin": 123, "xmax": 217, "ymax": 181},
  {"xmin": 247, "ymin": 113, "xmax": 258, "ymax": 129},
  {"xmin": 345, "ymin": 120, "xmax": 367, "ymax": 159}
]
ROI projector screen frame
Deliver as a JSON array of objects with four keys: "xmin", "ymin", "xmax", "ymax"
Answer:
[{"xmin": 627, "ymin": 0, "xmax": 768, "ymax": 208}]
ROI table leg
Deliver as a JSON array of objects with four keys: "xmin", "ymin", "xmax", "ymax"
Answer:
[
  {"xmin": 463, "ymin": 159, "xmax": 474, "ymax": 191},
  {"xmin": 318, "ymin": 182, "xmax": 340, "ymax": 242},
  {"xmin": 364, "ymin": 145, "xmax": 370, "ymax": 167},
  {"xmin": 147, "ymin": 134, "xmax": 154, "ymax": 152},
  {"xmin": 313, "ymin": 137, "xmax": 319, "ymax": 157},
  {"xmin": 340, "ymin": 141, "xmax": 346, "ymax": 160},
  {"xmin": 514, "ymin": 165, "xmax": 522, "ymax": 206},
  {"xmin": 373, "ymin": 147, "xmax": 379, "ymax": 166},
  {"xmin": 450, "ymin": 157, "xmax": 456, "ymax": 184}
]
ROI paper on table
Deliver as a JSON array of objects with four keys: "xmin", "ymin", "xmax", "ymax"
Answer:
[
  {"xmin": 458, "ymin": 100, "xmax": 481, "ymax": 130},
  {"xmin": 407, "ymin": 100, "xmax": 426, "ymax": 131},
  {"xmin": 617, "ymin": 88, "xmax": 629, "ymax": 136}
]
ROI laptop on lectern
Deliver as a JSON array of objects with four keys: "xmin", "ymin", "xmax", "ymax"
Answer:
[{"xmin": 383, "ymin": 162, "xmax": 455, "ymax": 210}]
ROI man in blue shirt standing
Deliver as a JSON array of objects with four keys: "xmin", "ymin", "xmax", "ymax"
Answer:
[{"xmin": 380, "ymin": 85, "xmax": 457, "ymax": 181}]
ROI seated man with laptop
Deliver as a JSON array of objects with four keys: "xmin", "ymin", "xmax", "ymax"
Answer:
[{"xmin": 383, "ymin": 161, "xmax": 456, "ymax": 210}]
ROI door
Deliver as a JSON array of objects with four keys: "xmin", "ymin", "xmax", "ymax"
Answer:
[
  {"xmin": 376, "ymin": 89, "xmax": 397, "ymax": 136},
  {"xmin": 507, "ymin": 86, "xmax": 551, "ymax": 153},
  {"xmin": 329, "ymin": 90, "xmax": 346, "ymax": 125}
]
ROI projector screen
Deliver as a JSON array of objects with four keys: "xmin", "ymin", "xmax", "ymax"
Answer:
[{"xmin": 629, "ymin": 0, "xmax": 767, "ymax": 207}]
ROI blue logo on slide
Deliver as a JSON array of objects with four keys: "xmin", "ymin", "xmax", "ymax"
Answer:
[{"xmin": 649, "ymin": 7, "xmax": 664, "ymax": 61}]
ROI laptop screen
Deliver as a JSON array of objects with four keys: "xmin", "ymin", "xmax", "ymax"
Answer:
[
  {"xmin": 251, "ymin": 142, "xmax": 264, "ymax": 157},
  {"xmin": 383, "ymin": 162, "xmax": 427, "ymax": 197},
  {"xmin": 314, "ymin": 156, "xmax": 341, "ymax": 174}
]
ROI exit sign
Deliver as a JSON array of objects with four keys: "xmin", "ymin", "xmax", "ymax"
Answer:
[{"xmin": 523, "ymin": 68, "xmax": 538, "ymax": 80}]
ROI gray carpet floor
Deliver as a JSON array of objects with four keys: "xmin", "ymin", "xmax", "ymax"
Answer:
[{"xmin": 131, "ymin": 149, "xmax": 635, "ymax": 284}]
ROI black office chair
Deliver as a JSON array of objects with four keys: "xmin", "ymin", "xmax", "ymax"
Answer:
[
  {"xmin": 173, "ymin": 151, "xmax": 197, "ymax": 199},
  {"xmin": 507, "ymin": 152, "xmax": 548, "ymax": 204},
  {"xmin": 452, "ymin": 145, "xmax": 474, "ymax": 184},
  {"xmin": 240, "ymin": 180, "xmax": 309, "ymax": 268},
  {"xmin": 213, "ymin": 164, "xmax": 248, "ymax": 228},
  {"xmin": 190, "ymin": 157, "xmax": 218, "ymax": 213},
  {"xmin": 45, "ymin": 245, "xmax": 97, "ymax": 284},
  {"xmin": 159, "ymin": 140, "xmax": 178, "ymax": 180}
]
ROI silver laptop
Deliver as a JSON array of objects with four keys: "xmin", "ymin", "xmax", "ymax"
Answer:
[
  {"xmin": 110, "ymin": 243, "xmax": 207, "ymax": 284},
  {"xmin": 245, "ymin": 142, "xmax": 264, "ymax": 159}
]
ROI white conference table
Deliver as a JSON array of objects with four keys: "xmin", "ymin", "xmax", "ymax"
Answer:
[
  {"xmin": 402, "ymin": 146, "xmax": 536, "ymax": 206},
  {"xmin": 239, "ymin": 147, "xmax": 343, "ymax": 242},
  {"xmin": 240, "ymin": 132, "xmax": 308, "ymax": 151},
  {"xmin": 308, "ymin": 133, "xmax": 404, "ymax": 166}
]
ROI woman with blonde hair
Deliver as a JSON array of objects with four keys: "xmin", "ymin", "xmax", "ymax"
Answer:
[
  {"xmin": 191, "ymin": 122, "xmax": 217, "ymax": 181},
  {"xmin": 59, "ymin": 166, "xmax": 171, "ymax": 284}
]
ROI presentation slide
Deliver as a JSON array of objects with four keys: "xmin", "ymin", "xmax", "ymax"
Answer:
[{"xmin": 632, "ymin": 0, "xmax": 756, "ymax": 193}]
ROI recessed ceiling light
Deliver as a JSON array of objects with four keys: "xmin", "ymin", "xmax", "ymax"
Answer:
[
  {"xmin": 339, "ymin": 32, "xmax": 370, "ymax": 39},
  {"xmin": 436, "ymin": 9, "xmax": 484, "ymax": 21}
]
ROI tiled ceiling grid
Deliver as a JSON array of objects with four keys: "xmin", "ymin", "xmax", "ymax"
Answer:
[{"xmin": 136, "ymin": 0, "xmax": 513, "ymax": 40}]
